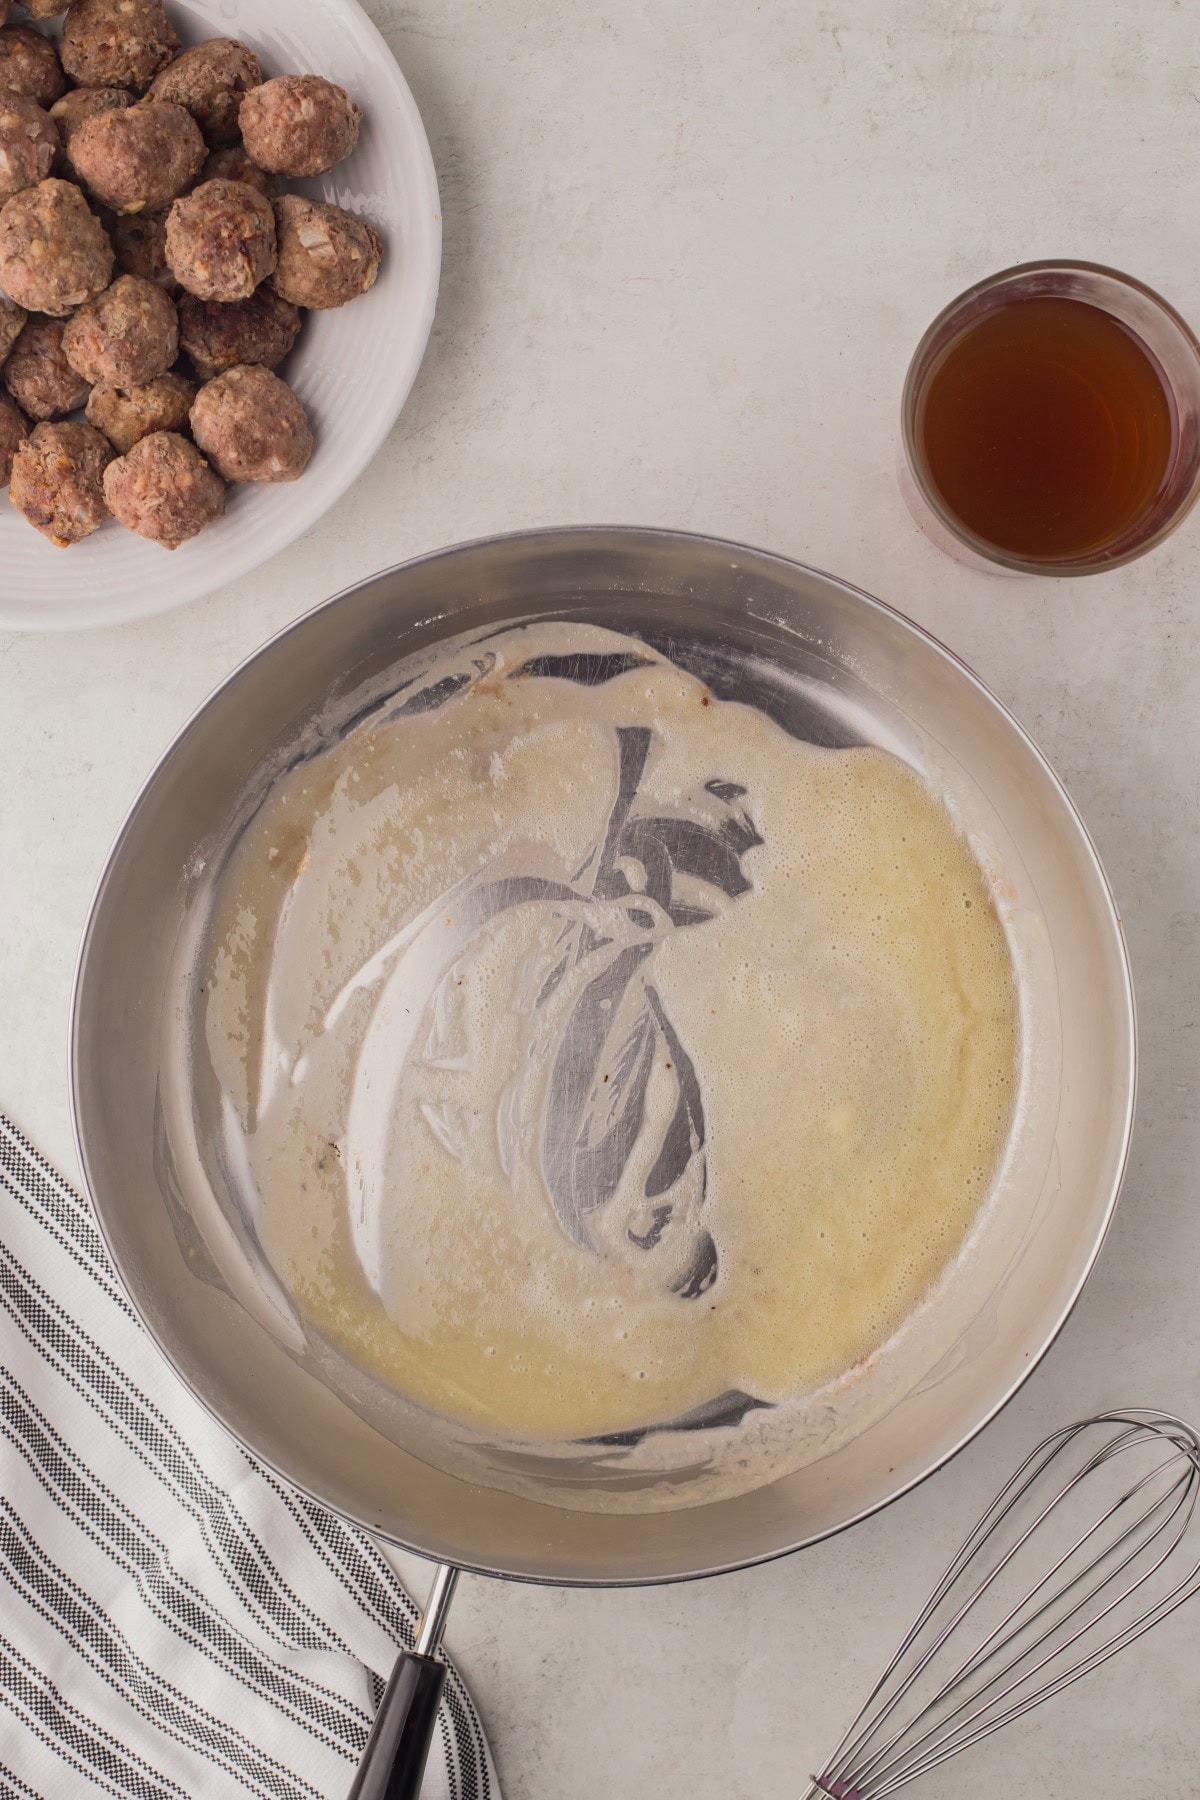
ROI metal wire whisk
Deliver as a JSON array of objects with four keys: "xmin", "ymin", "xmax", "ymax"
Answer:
[{"xmin": 804, "ymin": 1410, "xmax": 1200, "ymax": 1799}]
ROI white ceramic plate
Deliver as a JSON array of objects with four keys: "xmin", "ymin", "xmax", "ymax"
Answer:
[{"xmin": 0, "ymin": 0, "xmax": 441, "ymax": 631}]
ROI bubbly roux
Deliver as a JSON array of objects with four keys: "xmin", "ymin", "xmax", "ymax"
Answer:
[{"xmin": 202, "ymin": 624, "xmax": 1018, "ymax": 1447}]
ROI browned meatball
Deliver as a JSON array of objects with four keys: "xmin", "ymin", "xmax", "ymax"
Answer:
[
  {"xmin": 60, "ymin": 0, "xmax": 177, "ymax": 92},
  {"xmin": 0, "ymin": 94, "xmax": 58, "ymax": 203},
  {"xmin": 22, "ymin": 0, "xmax": 71, "ymax": 15},
  {"xmin": 111, "ymin": 205, "xmax": 174, "ymax": 290},
  {"xmin": 85, "ymin": 367, "xmax": 194, "ymax": 452},
  {"xmin": 67, "ymin": 101, "xmax": 204, "ymax": 215},
  {"xmin": 0, "ymin": 1, "xmax": 9, "ymax": 20},
  {"xmin": 10, "ymin": 418, "xmax": 111, "ymax": 543},
  {"xmin": 0, "ymin": 291, "xmax": 26, "ymax": 363},
  {"xmin": 0, "ymin": 180, "xmax": 113, "ymax": 314},
  {"xmin": 0, "ymin": 24, "xmax": 65, "ymax": 106},
  {"xmin": 104, "ymin": 428, "xmax": 223, "ymax": 547},
  {"xmin": 178, "ymin": 286, "xmax": 300, "ymax": 382},
  {"xmin": 200, "ymin": 142, "xmax": 276, "ymax": 200},
  {"xmin": 165, "ymin": 178, "xmax": 274, "ymax": 302},
  {"xmin": 271, "ymin": 195, "xmax": 381, "ymax": 311},
  {"xmin": 63, "ymin": 273, "xmax": 177, "ymax": 387},
  {"xmin": 3, "ymin": 313, "xmax": 89, "ymax": 418},
  {"xmin": 147, "ymin": 38, "xmax": 261, "ymax": 147},
  {"xmin": 0, "ymin": 389, "xmax": 27, "ymax": 483},
  {"xmin": 190, "ymin": 363, "xmax": 311, "ymax": 483},
  {"xmin": 49, "ymin": 85, "xmax": 131, "ymax": 150},
  {"xmin": 239, "ymin": 75, "xmax": 361, "ymax": 178}
]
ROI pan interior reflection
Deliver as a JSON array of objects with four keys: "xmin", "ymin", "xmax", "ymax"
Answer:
[{"xmin": 200, "ymin": 621, "xmax": 1018, "ymax": 1502}]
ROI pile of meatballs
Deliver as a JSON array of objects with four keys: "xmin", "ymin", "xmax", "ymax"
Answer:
[{"xmin": 0, "ymin": 0, "xmax": 382, "ymax": 550}]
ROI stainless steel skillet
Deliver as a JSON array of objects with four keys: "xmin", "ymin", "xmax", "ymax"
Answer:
[{"xmin": 70, "ymin": 527, "xmax": 1135, "ymax": 1795}]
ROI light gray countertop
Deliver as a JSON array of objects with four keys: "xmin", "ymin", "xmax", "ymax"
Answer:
[{"xmin": 2, "ymin": 1, "xmax": 1198, "ymax": 1793}]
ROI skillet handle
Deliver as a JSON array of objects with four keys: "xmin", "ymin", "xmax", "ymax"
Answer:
[
  {"xmin": 348, "ymin": 1648, "xmax": 447, "ymax": 1799},
  {"xmin": 348, "ymin": 1564, "xmax": 460, "ymax": 1800}
]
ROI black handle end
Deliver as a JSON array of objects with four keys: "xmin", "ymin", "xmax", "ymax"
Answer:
[{"xmin": 348, "ymin": 1649, "xmax": 447, "ymax": 1800}]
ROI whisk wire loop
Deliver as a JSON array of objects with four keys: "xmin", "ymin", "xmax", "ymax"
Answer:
[{"xmin": 804, "ymin": 1410, "xmax": 1200, "ymax": 1800}]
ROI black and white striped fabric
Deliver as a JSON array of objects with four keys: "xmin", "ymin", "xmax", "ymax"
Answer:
[{"xmin": 0, "ymin": 1117, "xmax": 499, "ymax": 1800}]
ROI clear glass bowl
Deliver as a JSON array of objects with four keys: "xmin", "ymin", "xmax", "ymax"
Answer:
[{"xmin": 901, "ymin": 260, "xmax": 1200, "ymax": 576}]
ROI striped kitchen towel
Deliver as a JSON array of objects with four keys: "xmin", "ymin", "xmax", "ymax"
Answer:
[{"xmin": 0, "ymin": 1116, "xmax": 499, "ymax": 1800}]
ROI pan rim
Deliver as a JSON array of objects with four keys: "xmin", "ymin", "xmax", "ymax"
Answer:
[{"xmin": 69, "ymin": 524, "xmax": 1137, "ymax": 1587}]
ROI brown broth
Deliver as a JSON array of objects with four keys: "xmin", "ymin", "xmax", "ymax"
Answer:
[{"xmin": 915, "ymin": 295, "xmax": 1175, "ymax": 563}]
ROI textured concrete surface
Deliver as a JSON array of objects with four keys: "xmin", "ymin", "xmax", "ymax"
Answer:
[{"xmin": 3, "ymin": 1, "xmax": 1199, "ymax": 1793}]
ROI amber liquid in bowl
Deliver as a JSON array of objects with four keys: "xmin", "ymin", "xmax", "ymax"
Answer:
[{"xmin": 914, "ymin": 295, "xmax": 1175, "ymax": 564}]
